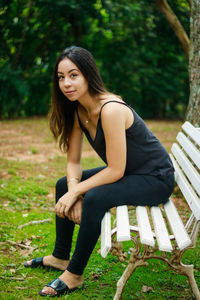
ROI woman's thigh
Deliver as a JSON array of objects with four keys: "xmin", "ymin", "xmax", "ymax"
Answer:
[{"xmin": 83, "ymin": 173, "xmax": 174, "ymax": 212}]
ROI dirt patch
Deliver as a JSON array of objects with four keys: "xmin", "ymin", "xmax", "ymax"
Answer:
[{"xmin": 0, "ymin": 118, "xmax": 98, "ymax": 162}]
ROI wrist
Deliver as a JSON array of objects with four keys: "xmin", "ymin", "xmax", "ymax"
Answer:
[
  {"xmin": 68, "ymin": 181, "xmax": 78, "ymax": 190},
  {"xmin": 72, "ymin": 184, "xmax": 81, "ymax": 197}
]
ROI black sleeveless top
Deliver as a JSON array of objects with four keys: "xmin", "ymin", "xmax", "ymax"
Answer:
[{"xmin": 76, "ymin": 101, "xmax": 174, "ymax": 177}]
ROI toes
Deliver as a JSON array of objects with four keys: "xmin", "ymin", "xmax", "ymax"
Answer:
[
  {"xmin": 41, "ymin": 287, "xmax": 57, "ymax": 295},
  {"xmin": 26, "ymin": 260, "xmax": 32, "ymax": 266}
]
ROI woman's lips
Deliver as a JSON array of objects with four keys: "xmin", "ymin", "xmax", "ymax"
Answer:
[{"xmin": 66, "ymin": 90, "xmax": 76, "ymax": 95}]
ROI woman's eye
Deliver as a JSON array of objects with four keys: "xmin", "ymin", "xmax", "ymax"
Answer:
[
  {"xmin": 71, "ymin": 73, "xmax": 78, "ymax": 78},
  {"xmin": 58, "ymin": 76, "xmax": 64, "ymax": 80}
]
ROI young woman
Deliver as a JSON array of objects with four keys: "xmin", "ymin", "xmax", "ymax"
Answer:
[{"xmin": 24, "ymin": 46, "xmax": 174, "ymax": 297}]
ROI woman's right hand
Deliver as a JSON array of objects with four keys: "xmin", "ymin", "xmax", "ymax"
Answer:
[{"xmin": 68, "ymin": 195, "xmax": 83, "ymax": 224}]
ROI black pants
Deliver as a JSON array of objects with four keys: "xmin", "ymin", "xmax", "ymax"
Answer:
[{"xmin": 52, "ymin": 167, "xmax": 174, "ymax": 275}]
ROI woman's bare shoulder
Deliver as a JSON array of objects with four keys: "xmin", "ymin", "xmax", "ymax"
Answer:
[
  {"xmin": 100, "ymin": 101, "xmax": 126, "ymax": 120},
  {"xmin": 100, "ymin": 93, "xmax": 123, "ymax": 102},
  {"xmin": 100, "ymin": 95, "xmax": 134, "ymax": 128}
]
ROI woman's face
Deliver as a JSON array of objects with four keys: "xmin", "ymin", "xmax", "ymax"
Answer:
[{"xmin": 57, "ymin": 58, "xmax": 89, "ymax": 101}]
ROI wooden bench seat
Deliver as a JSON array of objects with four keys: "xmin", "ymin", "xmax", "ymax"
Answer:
[{"xmin": 101, "ymin": 121, "xmax": 200, "ymax": 300}]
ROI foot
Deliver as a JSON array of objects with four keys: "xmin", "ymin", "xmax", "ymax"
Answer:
[
  {"xmin": 40, "ymin": 270, "xmax": 84, "ymax": 296},
  {"xmin": 26, "ymin": 255, "xmax": 69, "ymax": 271}
]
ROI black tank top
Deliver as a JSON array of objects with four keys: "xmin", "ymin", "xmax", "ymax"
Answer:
[{"xmin": 76, "ymin": 101, "xmax": 174, "ymax": 177}]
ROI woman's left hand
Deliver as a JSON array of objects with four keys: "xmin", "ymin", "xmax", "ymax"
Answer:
[{"xmin": 55, "ymin": 190, "xmax": 78, "ymax": 218}]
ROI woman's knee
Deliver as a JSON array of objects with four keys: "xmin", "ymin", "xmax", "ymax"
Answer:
[
  {"xmin": 81, "ymin": 189, "xmax": 105, "ymax": 225},
  {"xmin": 55, "ymin": 176, "xmax": 68, "ymax": 203},
  {"xmin": 83, "ymin": 187, "xmax": 106, "ymax": 213}
]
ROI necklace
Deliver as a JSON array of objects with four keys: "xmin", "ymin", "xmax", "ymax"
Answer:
[{"xmin": 85, "ymin": 113, "xmax": 90, "ymax": 124}]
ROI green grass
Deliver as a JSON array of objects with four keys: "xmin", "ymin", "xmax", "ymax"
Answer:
[{"xmin": 0, "ymin": 119, "xmax": 199, "ymax": 299}]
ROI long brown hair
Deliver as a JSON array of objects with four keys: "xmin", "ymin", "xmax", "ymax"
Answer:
[{"xmin": 49, "ymin": 46, "xmax": 107, "ymax": 152}]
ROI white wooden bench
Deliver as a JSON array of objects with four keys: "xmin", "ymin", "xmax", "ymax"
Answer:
[{"xmin": 101, "ymin": 121, "xmax": 200, "ymax": 300}]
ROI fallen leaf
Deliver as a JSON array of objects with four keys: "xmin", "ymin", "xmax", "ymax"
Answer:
[
  {"xmin": 91, "ymin": 272, "xmax": 103, "ymax": 280},
  {"xmin": 38, "ymin": 174, "xmax": 46, "ymax": 179},
  {"xmin": 47, "ymin": 193, "xmax": 53, "ymax": 198},
  {"xmin": 25, "ymin": 240, "xmax": 32, "ymax": 246},
  {"xmin": 141, "ymin": 285, "xmax": 153, "ymax": 293},
  {"xmin": 10, "ymin": 268, "xmax": 16, "ymax": 273},
  {"xmin": 20, "ymin": 248, "xmax": 34, "ymax": 257}
]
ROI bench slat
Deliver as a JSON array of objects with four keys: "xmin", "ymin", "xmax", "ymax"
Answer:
[
  {"xmin": 185, "ymin": 214, "xmax": 195, "ymax": 231},
  {"xmin": 164, "ymin": 199, "xmax": 191, "ymax": 250},
  {"xmin": 101, "ymin": 211, "xmax": 111, "ymax": 258},
  {"xmin": 150, "ymin": 206, "xmax": 172, "ymax": 252},
  {"xmin": 116, "ymin": 206, "xmax": 131, "ymax": 242},
  {"xmin": 176, "ymin": 132, "xmax": 200, "ymax": 169},
  {"xmin": 136, "ymin": 206, "xmax": 155, "ymax": 246},
  {"xmin": 182, "ymin": 121, "xmax": 200, "ymax": 147},
  {"xmin": 170, "ymin": 154, "xmax": 200, "ymax": 220},
  {"xmin": 171, "ymin": 143, "xmax": 200, "ymax": 196}
]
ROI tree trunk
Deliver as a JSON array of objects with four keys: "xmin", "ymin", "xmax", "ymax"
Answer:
[
  {"xmin": 156, "ymin": 0, "xmax": 190, "ymax": 59},
  {"xmin": 186, "ymin": 0, "xmax": 200, "ymax": 126},
  {"xmin": 187, "ymin": 0, "xmax": 192, "ymax": 8},
  {"xmin": 69, "ymin": 14, "xmax": 83, "ymax": 46}
]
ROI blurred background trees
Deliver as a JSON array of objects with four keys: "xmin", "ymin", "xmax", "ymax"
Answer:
[{"xmin": 0, "ymin": 0, "xmax": 190, "ymax": 120}]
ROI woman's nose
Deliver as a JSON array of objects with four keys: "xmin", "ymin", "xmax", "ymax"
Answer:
[{"xmin": 64, "ymin": 78, "xmax": 71, "ymax": 87}]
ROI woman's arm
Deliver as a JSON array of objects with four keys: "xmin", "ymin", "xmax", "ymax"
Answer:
[
  {"xmin": 66, "ymin": 111, "xmax": 83, "ymax": 186},
  {"xmin": 59, "ymin": 111, "xmax": 84, "ymax": 222},
  {"xmin": 55, "ymin": 103, "xmax": 128, "ymax": 217}
]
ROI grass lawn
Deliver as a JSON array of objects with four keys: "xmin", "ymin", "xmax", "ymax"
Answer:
[{"xmin": 0, "ymin": 117, "xmax": 199, "ymax": 299}]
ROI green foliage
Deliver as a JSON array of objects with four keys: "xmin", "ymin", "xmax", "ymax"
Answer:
[{"xmin": 0, "ymin": 0, "xmax": 190, "ymax": 119}]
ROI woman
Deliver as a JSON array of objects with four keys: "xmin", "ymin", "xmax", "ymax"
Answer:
[{"xmin": 24, "ymin": 46, "xmax": 174, "ymax": 297}]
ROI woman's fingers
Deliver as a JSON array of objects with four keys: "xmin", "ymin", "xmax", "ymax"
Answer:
[
  {"xmin": 67, "ymin": 206, "xmax": 81, "ymax": 224},
  {"xmin": 72, "ymin": 209, "xmax": 80, "ymax": 224},
  {"xmin": 55, "ymin": 193, "xmax": 83, "ymax": 222},
  {"xmin": 73, "ymin": 205, "xmax": 81, "ymax": 224},
  {"xmin": 68, "ymin": 210, "xmax": 72, "ymax": 221},
  {"xmin": 55, "ymin": 202, "xmax": 65, "ymax": 218}
]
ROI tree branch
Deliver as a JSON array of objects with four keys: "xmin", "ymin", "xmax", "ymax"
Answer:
[
  {"xmin": 156, "ymin": 0, "xmax": 190, "ymax": 59},
  {"xmin": 187, "ymin": 0, "xmax": 191, "ymax": 8},
  {"xmin": 18, "ymin": 218, "xmax": 51, "ymax": 229},
  {"xmin": 0, "ymin": 276, "xmax": 26, "ymax": 281}
]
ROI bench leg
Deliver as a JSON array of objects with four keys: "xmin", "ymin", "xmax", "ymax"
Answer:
[
  {"xmin": 113, "ymin": 259, "xmax": 148, "ymax": 300},
  {"xmin": 179, "ymin": 263, "xmax": 200, "ymax": 300}
]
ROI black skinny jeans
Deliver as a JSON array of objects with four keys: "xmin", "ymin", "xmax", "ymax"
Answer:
[{"xmin": 52, "ymin": 166, "xmax": 174, "ymax": 275}]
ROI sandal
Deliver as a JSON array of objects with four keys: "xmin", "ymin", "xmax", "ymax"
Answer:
[
  {"xmin": 39, "ymin": 278, "xmax": 84, "ymax": 297},
  {"xmin": 24, "ymin": 257, "xmax": 63, "ymax": 271}
]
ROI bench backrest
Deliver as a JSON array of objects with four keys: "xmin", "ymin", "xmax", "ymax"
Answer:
[{"xmin": 170, "ymin": 121, "xmax": 200, "ymax": 223}]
